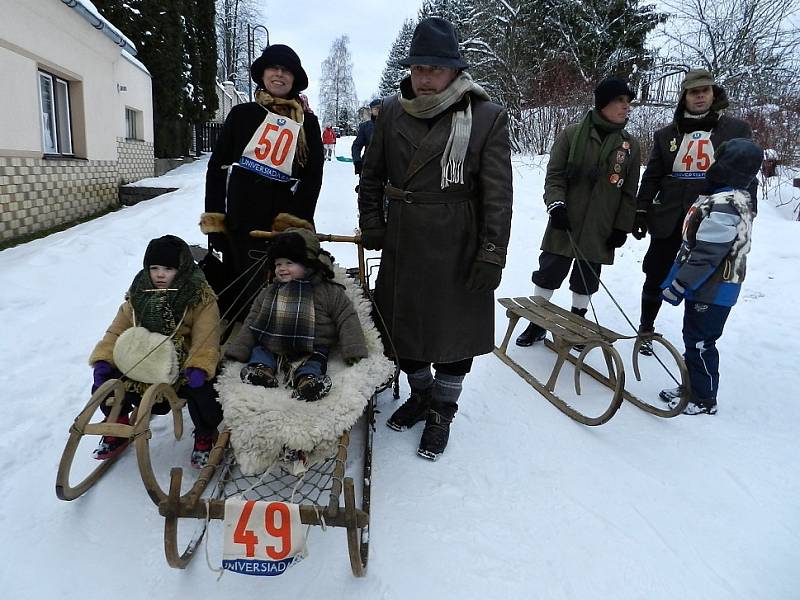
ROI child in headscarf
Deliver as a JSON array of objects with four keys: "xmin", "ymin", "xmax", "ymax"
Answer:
[{"xmin": 88, "ymin": 235, "xmax": 223, "ymax": 468}]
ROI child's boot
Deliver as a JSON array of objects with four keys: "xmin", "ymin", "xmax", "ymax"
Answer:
[
  {"xmin": 240, "ymin": 363, "xmax": 278, "ymax": 388},
  {"xmin": 93, "ymin": 414, "xmax": 131, "ymax": 460},
  {"xmin": 294, "ymin": 374, "xmax": 332, "ymax": 402},
  {"xmin": 191, "ymin": 431, "xmax": 217, "ymax": 469}
]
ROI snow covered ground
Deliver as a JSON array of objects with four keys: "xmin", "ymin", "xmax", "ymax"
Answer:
[{"xmin": 1, "ymin": 137, "xmax": 798, "ymax": 599}]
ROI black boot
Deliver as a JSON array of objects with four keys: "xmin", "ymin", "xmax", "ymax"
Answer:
[
  {"xmin": 515, "ymin": 322, "xmax": 546, "ymax": 346},
  {"xmin": 639, "ymin": 295, "xmax": 662, "ymax": 356},
  {"xmin": 417, "ymin": 401, "xmax": 458, "ymax": 461},
  {"xmin": 637, "ymin": 327, "xmax": 655, "ymax": 356},
  {"xmin": 387, "ymin": 388, "xmax": 432, "ymax": 431}
]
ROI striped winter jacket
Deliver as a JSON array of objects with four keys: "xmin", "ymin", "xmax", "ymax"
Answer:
[{"xmin": 662, "ymin": 188, "xmax": 753, "ymax": 307}]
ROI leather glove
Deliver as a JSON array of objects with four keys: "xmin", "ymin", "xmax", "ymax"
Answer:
[
  {"xmin": 354, "ymin": 162, "xmax": 363, "ymax": 176},
  {"xmin": 345, "ymin": 357, "xmax": 362, "ymax": 366},
  {"xmin": 632, "ymin": 211, "xmax": 648, "ymax": 240},
  {"xmin": 92, "ymin": 360, "xmax": 119, "ymax": 392},
  {"xmin": 359, "ymin": 227, "xmax": 385, "ymax": 250},
  {"xmin": 661, "ymin": 280, "xmax": 686, "ymax": 306},
  {"xmin": 547, "ymin": 203, "xmax": 571, "ymax": 231},
  {"xmin": 208, "ymin": 232, "xmax": 229, "ymax": 255},
  {"xmin": 184, "ymin": 367, "xmax": 207, "ymax": 389},
  {"xmin": 605, "ymin": 228, "xmax": 628, "ymax": 249},
  {"xmin": 466, "ymin": 260, "xmax": 503, "ymax": 292}
]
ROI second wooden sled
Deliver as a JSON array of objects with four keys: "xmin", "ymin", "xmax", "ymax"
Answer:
[
  {"xmin": 494, "ymin": 296, "xmax": 690, "ymax": 425},
  {"xmin": 55, "ymin": 379, "xmax": 227, "ymax": 506}
]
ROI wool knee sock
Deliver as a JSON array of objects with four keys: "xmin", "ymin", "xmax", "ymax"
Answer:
[
  {"xmin": 432, "ymin": 372, "xmax": 465, "ymax": 408},
  {"xmin": 407, "ymin": 366, "xmax": 434, "ymax": 394},
  {"xmin": 571, "ymin": 292, "xmax": 591, "ymax": 311},
  {"xmin": 534, "ymin": 285, "xmax": 554, "ymax": 301}
]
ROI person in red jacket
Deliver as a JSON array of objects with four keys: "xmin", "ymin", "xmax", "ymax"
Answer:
[{"xmin": 322, "ymin": 125, "xmax": 336, "ymax": 161}]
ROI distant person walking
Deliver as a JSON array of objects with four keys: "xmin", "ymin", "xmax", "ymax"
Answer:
[
  {"xmin": 322, "ymin": 124, "xmax": 336, "ymax": 161},
  {"xmin": 352, "ymin": 98, "xmax": 382, "ymax": 175},
  {"xmin": 632, "ymin": 69, "xmax": 755, "ymax": 355}
]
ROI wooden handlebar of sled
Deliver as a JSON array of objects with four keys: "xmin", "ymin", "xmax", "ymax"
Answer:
[{"xmin": 250, "ymin": 230, "xmax": 361, "ymax": 244}]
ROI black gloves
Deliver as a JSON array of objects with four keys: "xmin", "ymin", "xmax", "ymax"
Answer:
[
  {"xmin": 605, "ymin": 228, "xmax": 628, "ymax": 249},
  {"xmin": 359, "ymin": 228, "xmax": 385, "ymax": 250},
  {"xmin": 466, "ymin": 261, "xmax": 502, "ymax": 292},
  {"xmin": 632, "ymin": 211, "xmax": 648, "ymax": 240},
  {"xmin": 547, "ymin": 202, "xmax": 570, "ymax": 231},
  {"xmin": 354, "ymin": 162, "xmax": 363, "ymax": 176}
]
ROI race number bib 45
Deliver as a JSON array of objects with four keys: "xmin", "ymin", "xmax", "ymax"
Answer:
[
  {"xmin": 238, "ymin": 109, "xmax": 302, "ymax": 182},
  {"xmin": 222, "ymin": 499, "xmax": 306, "ymax": 576},
  {"xmin": 672, "ymin": 131, "xmax": 714, "ymax": 179}
]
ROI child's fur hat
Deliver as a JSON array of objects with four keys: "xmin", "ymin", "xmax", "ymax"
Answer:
[{"xmin": 267, "ymin": 214, "xmax": 334, "ymax": 278}]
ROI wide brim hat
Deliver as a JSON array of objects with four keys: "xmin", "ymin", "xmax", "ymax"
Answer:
[
  {"xmin": 399, "ymin": 17, "xmax": 469, "ymax": 70},
  {"xmin": 250, "ymin": 44, "xmax": 309, "ymax": 94}
]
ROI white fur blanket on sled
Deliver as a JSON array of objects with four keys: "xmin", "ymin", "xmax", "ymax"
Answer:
[{"xmin": 216, "ymin": 266, "xmax": 395, "ymax": 476}]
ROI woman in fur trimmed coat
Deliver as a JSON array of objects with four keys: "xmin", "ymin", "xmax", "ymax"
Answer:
[
  {"xmin": 200, "ymin": 44, "xmax": 324, "ymax": 322},
  {"xmin": 88, "ymin": 235, "xmax": 223, "ymax": 468}
]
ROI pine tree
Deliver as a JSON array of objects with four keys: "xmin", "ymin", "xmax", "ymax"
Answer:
[
  {"xmin": 378, "ymin": 19, "xmax": 415, "ymax": 97},
  {"xmin": 319, "ymin": 36, "xmax": 359, "ymax": 133}
]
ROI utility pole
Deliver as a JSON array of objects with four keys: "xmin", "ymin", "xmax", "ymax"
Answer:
[{"xmin": 247, "ymin": 24, "xmax": 270, "ymax": 100}]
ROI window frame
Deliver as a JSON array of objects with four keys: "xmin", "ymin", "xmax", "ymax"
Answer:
[
  {"xmin": 125, "ymin": 107, "xmax": 141, "ymax": 141},
  {"xmin": 38, "ymin": 69, "xmax": 74, "ymax": 157}
]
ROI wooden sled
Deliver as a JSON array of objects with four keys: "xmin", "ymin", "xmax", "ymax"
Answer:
[
  {"xmin": 494, "ymin": 296, "xmax": 690, "ymax": 425},
  {"xmin": 55, "ymin": 380, "xmax": 227, "ymax": 505},
  {"xmin": 155, "ymin": 229, "xmax": 394, "ymax": 576}
]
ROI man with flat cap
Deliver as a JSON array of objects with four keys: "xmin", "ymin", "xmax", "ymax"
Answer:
[
  {"xmin": 632, "ymin": 69, "xmax": 755, "ymax": 354},
  {"xmin": 358, "ymin": 17, "xmax": 513, "ymax": 461}
]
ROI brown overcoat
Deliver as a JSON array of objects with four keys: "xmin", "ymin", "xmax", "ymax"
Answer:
[{"xmin": 358, "ymin": 88, "xmax": 513, "ymax": 363}]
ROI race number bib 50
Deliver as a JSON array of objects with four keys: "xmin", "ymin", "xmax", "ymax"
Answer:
[
  {"xmin": 238, "ymin": 109, "xmax": 302, "ymax": 182},
  {"xmin": 672, "ymin": 131, "xmax": 714, "ymax": 179},
  {"xmin": 222, "ymin": 499, "xmax": 306, "ymax": 576}
]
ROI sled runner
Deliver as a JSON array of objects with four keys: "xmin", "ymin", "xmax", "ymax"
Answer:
[
  {"xmin": 494, "ymin": 296, "xmax": 689, "ymax": 425},
  {"xmin": 156, "ymin": 231, "xmax": 395, "ymax": 576},
  {"xmin": 55, "ymin": 378, "xmax": 221, "ymax": 505}
]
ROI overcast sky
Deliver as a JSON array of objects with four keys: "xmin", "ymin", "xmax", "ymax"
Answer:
[{"xmin": 255, "ymin": 1, "xmax": 421, "ymax": 111}]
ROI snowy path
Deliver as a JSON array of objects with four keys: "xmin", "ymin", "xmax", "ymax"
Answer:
[{"xmin": 0, "ymin": 140, "xmax": 797, "ymax": 599}]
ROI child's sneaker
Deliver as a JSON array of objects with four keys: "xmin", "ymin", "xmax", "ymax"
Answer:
[
  {"xmin": 658, "ymin": 386, "xmax": 684, "ymax": 404},
  {"xmin": 293, "ymin": 374, "xmax": 332, "ymax": 402},
  {"xmin": 240, "ymin": 363, "xmax": 278, "ymax": 388},
  {"xmin": 191, "ymin": 433, "xmax": 215, "ymax": 469},
  {"xmin": 92, "ymin": 415, "xmax": 130, "ymax": 460},
  {"xmin": 682, "ymin": 400, "xmax": 717, "ymax": 416}
]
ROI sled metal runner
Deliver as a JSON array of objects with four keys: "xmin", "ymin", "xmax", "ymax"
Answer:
[{"xmin": 494, "ymin": 296, "xmax": 689, "ymax": 425}]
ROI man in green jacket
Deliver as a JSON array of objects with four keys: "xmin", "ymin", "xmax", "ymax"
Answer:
[{"xmin": 516, "ymin": 78, "xmax": 640, "ymax": 346}]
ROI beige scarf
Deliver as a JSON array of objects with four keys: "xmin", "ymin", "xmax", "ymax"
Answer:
[
  {"xmin": 399, "ymin": 72, "xmax": 490, "ymax": 188},
  {"xmin": 254, "ymin": 90, "xmax": 308, "ymax": 168}
]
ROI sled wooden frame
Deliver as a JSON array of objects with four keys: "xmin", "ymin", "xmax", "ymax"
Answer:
[
  {"xmin": 151, "ymin": 229, "xmax": 383, "ymax": 576},
  {"xmin": 55, "ymin": 380, "xmax": 228, "ymax": 504},
  {"xmin": 158, "ymin": 388, "xmax": 382, "ymax": 576},
  {"xmin": 494, "ymin": 296, "xmax": 690, "ymax": 425}
]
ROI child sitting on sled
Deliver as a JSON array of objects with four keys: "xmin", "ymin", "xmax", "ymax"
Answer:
[
  {"xmin": 88, "ymin": 235, "xmax": 223, "ymax": 468},
  {"xmin": 224, "ymin": 218, "xmax": 368, "ymax": 401},
  {"xmin": 658, "ymin": 138, "xmax": 762, "ymax": 416}
]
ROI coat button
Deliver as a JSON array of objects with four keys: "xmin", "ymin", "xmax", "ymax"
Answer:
[{"xmin": 485, "ymin": 242, "xmax": 496, "ymax": 252}]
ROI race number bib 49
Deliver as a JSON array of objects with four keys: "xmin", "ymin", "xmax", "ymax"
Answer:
[
  {"xmin": 672, "ymin": 131, "xmax": 714, "ymax": 179},
  {"xmin": 222, "ymin": 499, "xmax": 306, "ymax": 576},
  {"xmin": 238, "ymin": 109, "xmax": 302, "ymax": 182}
]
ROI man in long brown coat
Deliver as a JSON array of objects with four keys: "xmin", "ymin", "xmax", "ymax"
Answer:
[{"xmin": 358, "ymin": 17, "xmax": 512, "ymax": 461}]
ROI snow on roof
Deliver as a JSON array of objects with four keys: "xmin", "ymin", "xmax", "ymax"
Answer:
[
  {"xmin": 121, "ymin": 49, "xmax": 149, "ymax": 75},
  {"xmin": 61, "ymin": 0, "xmax": 137, "ymax": 55}
]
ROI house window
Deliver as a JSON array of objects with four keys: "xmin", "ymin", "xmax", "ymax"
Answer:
[
  {"xmin": 125, "ymin": 107, "xmax": 141, "ymax": 140},
  {"xmin": 38, "ymin": 70, "xmax": 73, "ymax": 155}
]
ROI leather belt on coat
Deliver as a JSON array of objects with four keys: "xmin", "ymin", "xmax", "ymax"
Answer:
[{"xmin": 384, "ymin": 184, "xmax": 475, "ymax": 204}]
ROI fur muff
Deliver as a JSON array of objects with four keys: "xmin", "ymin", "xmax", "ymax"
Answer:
[
  {"xmin": 271, "ymin": 212, "xmax": 314, "ymax": 233},
  {"xmin": 216, "ymin": 265, "xmax": 394, "ymax": 475},
  {"xmin": 113, "ymin": 327, "xmax": 179, "ymax": 384},
  {"xmin": 199, "ymin": 212, "xmax": 226, "ymax": 234}
]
